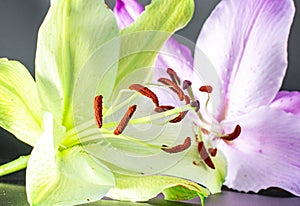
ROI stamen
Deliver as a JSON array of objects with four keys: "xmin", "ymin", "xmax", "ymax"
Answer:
[
  {"xmin": 169, "ymin": 111, "xmax": 188, "ymax": 123},
  {"xmin": 182, "ymin": 80, "xmax": 192, "ymax": 90},
  {"xmin": 198, "ymin": 141, "xmax": 215, "ymax": 169},
  {"xmin": 184, "ymin": 95, "xmax": 191, "ymax": 104},
  {"xmin": 114, "ymin": 105, "xmax": 137, "ymax": 135},
  {"xmin": 199, "ymin": 85, "xmax": 213, "ymax": 93},
  {"xmin": 129, "ymin": 84, "xmax": 159, "ymax": 107},
  {"xmin": 94, "ymin": 95, "xmax": 103, "ymax": 128},
  {"xmin": 154, "ymin": 105, "xmax": 175, "ymax": 113},
  {"xmin": 167, "ymin": 68, "xmax": 181, "ymax": 85},
  {"xmin": 158, "ymin": 78, "xmax": 184, "ymax": 101},
  {"xmin": 208, "ymin": 148, "xmax": 217, "ymax": 157},
  {"xmin": 162, "ymin": 137, "xmax": 191, "ymax": 153},
  {"xmin": 201, "ymin": 128, "xmax": 209, "ymax": 135},
  {"xmin": 221, "ymin": 125, "xmax": 241, "ymax": 141}
]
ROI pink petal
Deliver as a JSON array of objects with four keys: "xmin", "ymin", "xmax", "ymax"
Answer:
[
  {"xmin": 270, "ymin": 91, "xmax": 300, "ymax": 116},
  {"xmin": 195, "ymin": 0, "xmax": 295, "ymax": 121},
  {"xmin": 153, "ymin": 37, "xmax": 194, "ymax": 82},
  {"xmin": 219, "ymin": 106, "xmax": 300, "ymax": 196},
  {"xmin": 114, "ymin": 0, "xmax": 144, "ymax": 29}
]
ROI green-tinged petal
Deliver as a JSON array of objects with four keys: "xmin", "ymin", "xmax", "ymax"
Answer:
[
  {"xmin": 163, "ymin": 143, "xmax": 227, "ymax": 194},
  {"xmin": 163, "ymin": 185, "xmax": 204, "ymax": 202},
  {"xmin": 106, "ymin": 173, "xmax": 210, "ymax": 202},
  {"xmin": 26, "ymin": 112, "xmax": 115, "ymax": 206},
  {"xmin": 0, "ymin": 58, "xmax": 42, "ymax": 146},
  {"xmin": 35, "ymin": 0, "xmax": 120, "ymax": 129},
  {"xmin": 115, "ymin": 0, "xmax": 194, "ymax": 85}
]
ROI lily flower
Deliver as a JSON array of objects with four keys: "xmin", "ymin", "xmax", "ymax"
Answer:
[
  {"xmin": 0, "ymin": 0, "xmax": 216, "ymax": 205},
  {"xmin": 115, "ymin": 0, "xmax": 300, "ymax": 196}
]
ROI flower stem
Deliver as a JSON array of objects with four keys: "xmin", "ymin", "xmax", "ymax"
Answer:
[{"xmin": 0, "ymin": 155, "xmax": 30, "ymax": 176}]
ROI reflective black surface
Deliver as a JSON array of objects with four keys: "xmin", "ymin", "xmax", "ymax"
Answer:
[
  {"xmin": 1, "ymin": 179, "xmax": 299, "ymax": 206},
  {"xmin": 1, "ymin": 173, "xmax": 299, "ymax": 206}
]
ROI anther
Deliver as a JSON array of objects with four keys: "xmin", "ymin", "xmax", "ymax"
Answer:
[
  {"xmin": 114, "ymin": 105, "xmax": 137, "ymax": 135},
  {"xmin": 184, "ymin": 95, "xmax": 190, "ymax": 105},
  {"xmin": 198, "ymin": 141, "xmax": 215, "ymax": 169},
  {"xmin": 221, "ymin": 125, "xmax": 241, "ymax": 141},
  {"xmin": 169, "ymin": 111, "xmax": 188, "ymax": 123},
  {"xmin": 158, "ymin": 78, "xmax": 184, "ymax": 101},
  {"xmin": 190, "ymin": 100, "xmax": 200, "ymax": 112},
  {"xmin": 199, "ymin": 85, "xmax": 213, "ymax": 93},
  {"xmin": 162, "ymin": 137, "xmax": 191, "ymax": 153},
  {"xmin": 201, "ymin": 128, "xmax": 209, "ymax": 135},
  {"xmin": 129, "ymin": 84, "xmax": 159, "ymax": 107},
  {"xmin": 182, "ymin": 80, "xmax": 192, "ymax": 90},
  {"xmin": 154, "ymin": 105, "xmax": 175, "ymax": 113},
  {"xmin": 167, "ymin": 68, "xmax": 181, "ymax": 85},
  {"xmin": 208, "ymin": 148, "xmax": 217, "ymax": 157},
  {"xmin": 94, "ymin": 95, "xmax": 103, "ymax": 128}
]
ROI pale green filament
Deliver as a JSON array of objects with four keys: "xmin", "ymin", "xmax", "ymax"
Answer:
[
  {"xmin": 104, "ymin": 89, "xmax": 139, "ymax": 117},
  {"xmin": 103, "ymin": 104, "xmax": 193, "ymax": 128},
  {"xmin": 61, "ymin": 89, "xmax": 194, "ymax": 150}
]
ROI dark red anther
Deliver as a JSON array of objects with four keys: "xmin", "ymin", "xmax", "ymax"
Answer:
[
  {"xmin": 199, "ymin": 85, "xmax": 213, "ymax": 93},
  {"xmin": 158, "ymin": 78, "xmax": 184, "ymax": 101},
  {"xmin": 114, "ymin": 105, "xmax": 137, "ymax": 135},
  {"xmin": 94, "ymin": 95, "xmax": 103, "ymax": 128},
  {"xmin": 167, "ymin": 68, "xmax": 181, "ymax": 85},
  {"xmin": 198, "ymin": 141, "xmax": 215, "ymax": 169},
  {"xmin": 162, "ymin": 137, "xmax": 191, "ymax": 153},
  {"xmin": 154, "ymin": 105, "xmax": 175, "ymax": 113},
  {"xmin": 182, "ymin": 80, "xmax": 192, "ymax": 90},
  {"xmin": 208, "ymin": 148, "xmax": 217, "ymax": 157},
  {"xmin": 169, "ymin": 111, "xmax": 188, "ymax": 123},
  {"xmin": 184, "ymin": 95, "xmax": 190, "ymax": 104},
  {"xmin": 201, "ymin": 128, "xmax": 209, "ymax": 135},
  {"xmin": 221, "ymin": 125, "xmax": 241, "ymax": 141},
  {"xmin": 129, "ymin": 84, "xmax": 159, "ymax": 107}
]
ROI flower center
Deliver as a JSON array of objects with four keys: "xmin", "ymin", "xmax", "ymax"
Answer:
[
  {"xmin": 62, "ymin": 67, "xmax": 241, "ymax": 172},
  {"xmin": 150, "ymin": 68, "xmax": 243, "ymax": 170}
]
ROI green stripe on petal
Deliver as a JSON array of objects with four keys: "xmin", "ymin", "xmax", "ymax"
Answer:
[
  {"xmin": 106, "ymin": 173, "xmax": 210, "ymax": 202},
  {"xmin": 35, "ymin": 0, "xmax": 120, "ymax": 129},
  {"xmin": 0, "ymin": 58, "xmax": 42, "ymax": 146},
  {"xmin": 115, "ymin": 0, "xmax": 194, "ymax": 86}
]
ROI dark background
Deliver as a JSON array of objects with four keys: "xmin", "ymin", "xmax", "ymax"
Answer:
[{"xmin": 0, "ymin": 0, "xmax": 299, "ymax": 168}]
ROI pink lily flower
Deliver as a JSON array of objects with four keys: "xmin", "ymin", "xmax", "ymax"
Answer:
[{"xmin": 114, "ymin": 0, "xmax": 300, "ymax": 196}]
